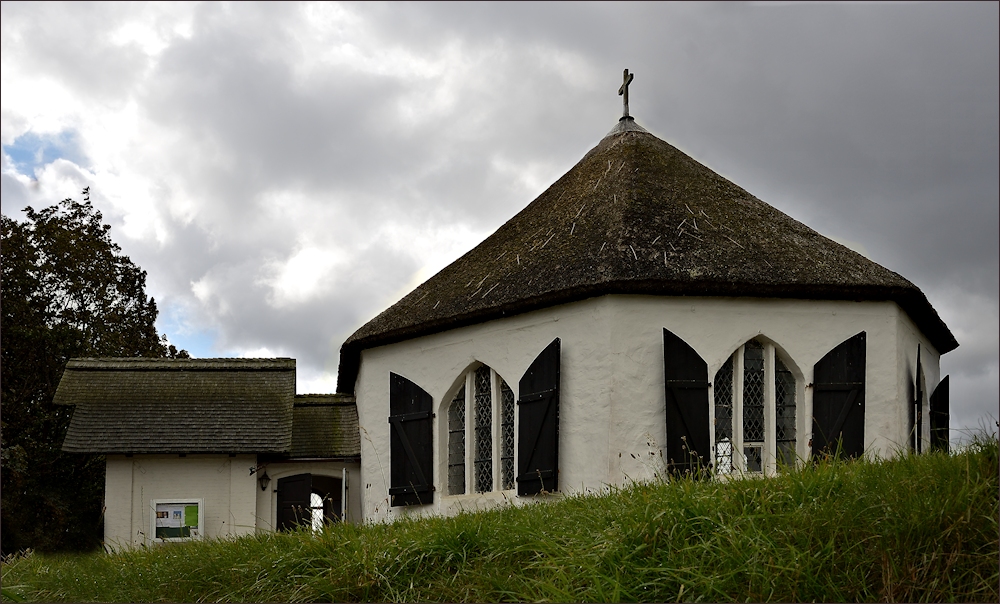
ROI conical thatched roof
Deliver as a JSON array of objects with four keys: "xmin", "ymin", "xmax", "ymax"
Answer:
[{"xmin": 337, "ymin": 118, "xmax": 956, "ymax": 393}]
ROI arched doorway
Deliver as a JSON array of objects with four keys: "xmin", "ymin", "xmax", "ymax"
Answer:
[{"xmin": 276, "ymin": 474, "xmax": 342, "ymax": 531}]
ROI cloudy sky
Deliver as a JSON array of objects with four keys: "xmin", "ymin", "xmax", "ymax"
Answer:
[{"xmin": 2, "ymin": 2, "xmax": 997, "ymax": 440}]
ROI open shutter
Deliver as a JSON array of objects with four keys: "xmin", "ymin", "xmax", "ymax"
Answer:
[
  {"xmin": 929, "ymin": 375, "xmax": 950, "ymax": 453},
  {"xmin": 388, "ymin": 373, "xmax": 434, "ymax": 506},
  {"xmin": 907, "ymin": 357, "xmax": 917, "ymax": 453},
  {"xmin": 277, "ymin": 474, "xmax": 312, "ymax": 531},
  {"xmin": 913, "ymin": 345, "xmax": 924, "ymax": 453},
  {"xmin": 812, "ymin": 332, "xmax": 866, "ymax": 459},
  {"xmin": 663, "ymin": 329, "xmax": 710, "ymax": 475},
  {"xmin": 517, "ymin": 338, "xmax": 560, "ymax": 496}
]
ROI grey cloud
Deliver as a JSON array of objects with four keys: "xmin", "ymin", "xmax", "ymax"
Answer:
[
  {"xmin": 0, "ymin": 173, "xmax": 31, "ymax": 217},
  {"xmin": 3, "ymin": 2, "xmax": 995, "ymax": 436},
  {"xmin": 137, "ymin": 13, "xmax": 602, "ymax": 239},
  {"xmin": 0, "ymin": 2, "xmax": 149, "ymax": 103}
]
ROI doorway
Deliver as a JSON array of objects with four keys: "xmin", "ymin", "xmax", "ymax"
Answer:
[{"xmin": 276, "ymin": 473, "xmax": 342, "ymax": 531}]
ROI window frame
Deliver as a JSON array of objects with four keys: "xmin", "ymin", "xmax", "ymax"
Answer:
[
  {"xmin": 711, "ymin": 339, "xmax": 802, "ymax": 476},
  {"xmin": 444, "ymin": 364, "xmax": 516, "ymax": 496},
  {"xmin": 150, "ymin": 498, "xmax": 204, "ymax": 543}
]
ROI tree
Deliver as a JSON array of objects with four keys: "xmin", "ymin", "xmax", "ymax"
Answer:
[{"xmin": 1, "ymin": 190, "xmax": 185, "ymax": 553}]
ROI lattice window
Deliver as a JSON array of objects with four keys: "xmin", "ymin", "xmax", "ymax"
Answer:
[
  {"xmin": 310, "ymin": 493, "xmax": 324, "ymax": 532},
  {"xmin": 743, "ymin": 340, "xmax": 765, "ymax": 444},
  {"xmin": 500, "ymin": 379, "xmax": 515, "ymax": 490},
  {"xmin": 446, "ymin": 365, "xmax": 515, "ymax": 496},
  {"xmin": 774, "ymin": 357, "xmax": 797, "ymax": 466},
  {"xmin": 714, "ymin": 356, "xmax": 734, "ymax": 474},
  {"xmin": 474, "ymin": 366, "xmax": 493, "ymax": 493},
  {"xmin": 712, "ymin": 339, "xmax": 798, "ymax": 475},
  {"xmin": 447, "ymin": 386, "xmax": 466, "ymax": 495}
]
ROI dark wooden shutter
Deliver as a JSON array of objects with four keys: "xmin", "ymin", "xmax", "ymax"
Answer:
[
  {"xmin": 663, "ymin": 329, "xmax": 710, "ymax": 475},
  {"xmin": 915, "ymin": 346, "xmax": 924, "ymax": 453},
  {"xmin": 907, "ymin": 360, "xmax": 917, "ymax": 453},
  {"xmin": 929, "ymin": 375, "xmax": 950, "ymax": 453},
  {"xmin": 517, "ymin": 338, "xmax": 560, "ymax": 496},
  {"xmin": 388, "ymin": 373, "xmax": 434, "ymax": 506},
  {"xmin": 277, "ymin": 474, "xmax": 312, "ymax": 531},
  {"xmin": 812, "ymin": 332, "xmax": 866, "ymax": 459}
]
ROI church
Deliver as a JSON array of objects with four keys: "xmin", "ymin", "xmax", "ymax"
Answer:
[
  {"xmin": 58, "ymin": 71, "xmax": 956, "ymax": 543},
  {"xmin": 336, "ymin": 70, "xmax": 956, "ymax": 521}
]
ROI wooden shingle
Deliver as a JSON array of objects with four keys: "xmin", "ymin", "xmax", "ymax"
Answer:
[
  {"xmin": 56, "ymin": 358, "xmax": 295, "ymax": 454},
  {"xmin": 291, "ymin": 394, "xmax": 361, "ymax": 458}
]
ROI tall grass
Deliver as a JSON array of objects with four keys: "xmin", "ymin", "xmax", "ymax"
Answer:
[{"xmin": 3, "ymin": 436, "xmax": 997, "ymax": 602}]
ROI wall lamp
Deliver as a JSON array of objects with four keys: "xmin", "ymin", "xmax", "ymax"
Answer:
[{"xmin": 250, "ymin": 465, "xmax": 271, "ymax": 491}]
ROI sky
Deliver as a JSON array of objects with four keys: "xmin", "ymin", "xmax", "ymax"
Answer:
[{"xmin": 2, "ymin": 2, "xmax": 997, "ymax": 443}]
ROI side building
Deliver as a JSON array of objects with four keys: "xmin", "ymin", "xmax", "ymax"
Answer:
[{"xmin": 55, "ymin": 358, "xmax": 360, "ymax": 550}]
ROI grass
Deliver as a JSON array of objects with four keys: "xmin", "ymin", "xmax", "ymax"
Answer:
[{"xmin": 3, "ymin": 436, "xmax": 997, "ymax": 603}]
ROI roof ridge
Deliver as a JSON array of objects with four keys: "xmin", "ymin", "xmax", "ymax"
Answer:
[
  {"xmin": 68, "ymin": 357, "xmax": 295, "ymax": 361},
  {"xmin": 65, "ymin": 358, "xmax": 296, "ymax": 371}
]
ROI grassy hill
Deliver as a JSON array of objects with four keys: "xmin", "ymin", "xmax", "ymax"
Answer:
[{"xmin": 3, "ymin": 436, "xmax": 997, "ymax": 603}]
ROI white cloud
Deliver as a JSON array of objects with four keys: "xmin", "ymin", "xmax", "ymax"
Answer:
[
  {"xmin": 190, "ymin": 273, "xmax": 229, "ymax": 317},
  {"xmin": 238, "ymin": 346, "xmax": 284, "ymax": 359},
  {"xmin": 1, "ymin": 2, "xmax": 995, "ymax": 414},
  {"xmin": 260, "ymin": 244, "xmax": 348, "ymax": 308},
  {"xmin": 377, "ymin": 219, "xmax": 487, "ymax": 305}
]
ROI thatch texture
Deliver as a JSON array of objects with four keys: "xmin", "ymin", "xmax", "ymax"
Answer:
[
  {"xmin": 56, "ymin": 358, "xmax": 295, "ymax": 454},
  {"xmin": 338, "ymin": 120, "xmax": 956, "ymax": 393},
  {"xmin": 291, "ymin": 394, "xmax": 361, "ymax": 458}
]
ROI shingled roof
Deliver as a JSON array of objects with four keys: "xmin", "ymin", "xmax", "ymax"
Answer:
[
  {"xmin": 337, "ymin": 117, "xmax": 957, "ymax": 393},
  {"xmin": 291, "ymin": 395, "xmax": 361, "ymax": 458},
  {"xmin": 57, "ymin": 358, "xmax": 295, "ymax": 454}
]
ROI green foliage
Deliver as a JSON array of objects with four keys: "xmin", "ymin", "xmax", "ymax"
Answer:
[
  {"xmin": 3, "ymin": 436, "xmax": 997, "ymax": 602},
  {"xmin": 1, "ymin": 191, "xmax": 184, "ymax": 554}
]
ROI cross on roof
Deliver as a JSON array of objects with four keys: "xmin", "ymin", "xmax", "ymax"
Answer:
[{"xmin": 619, "ymin": 69, "xmax": 634, "ymax": 118}]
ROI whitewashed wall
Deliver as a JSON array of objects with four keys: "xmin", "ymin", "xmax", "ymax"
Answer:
[
  {"xmin": 354, "ymin": 294, "xmax": 941, "ymax": 523},
  {"xmin": 253, "ymin": 460, "xmax": 362, "ymax": 531},
  {"xmin": 103, "ymin": 454, "xmax": 257, "ymax": 550},
  {"xmin": 895, "ymin": 311, "xmax": 942, "ymax": 452}
]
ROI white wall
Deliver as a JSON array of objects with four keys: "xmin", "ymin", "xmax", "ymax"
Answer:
[
  {"xmin": 355, "ymin": 294, "xmax": 938, "ymax": 523},
  {"xmin": 103, "ymin": 454, "xmax": 257, "ymax": 550},
  {"xmin": 895, "ymin": 311, "xmax": 943, "ymax": 453},
  {"xmin": 253, "ymin": 460, "xmax": 362, "ymax": 531}
]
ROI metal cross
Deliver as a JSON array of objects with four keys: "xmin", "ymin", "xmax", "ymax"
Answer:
[{"xmin": 619, "ymin": 69, "xmax": 634, "ymax": 118}]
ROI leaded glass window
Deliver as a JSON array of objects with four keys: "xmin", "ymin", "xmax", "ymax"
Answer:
[
  {"xmin": 743, "ymin": 340, "xmax": 765, "ymax": 444},
  {"xmin": 447, "ymin": 386, "xmax": 466, "ymax": 495},
  {"xmin": 500, "ymin": 380, "xmax": 515, "ymax": 490},
  {"xmin": 714, "ymin": 356, "xmax": 734, "ymax": 473},
  {"xmin": 310, "ymin": 493, "xmax": 324, "ymax": 532},
  {"xmin": 775, "ymin": 357, "xmax": 796, "ymax": 466},
  {"xmin": 447, "ymin": 364, "xmax": 515, "ymax": 495},
  {"xmin": 474, "ymin": 366, "xmax": 493, "ymax": 492},
  {"xmin": 712, "ymin": 339, "xmax": 798, "ymax": 476}
]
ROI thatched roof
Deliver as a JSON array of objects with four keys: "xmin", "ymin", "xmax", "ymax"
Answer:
[
  {"xmin": 291, "ymin": 394, "xmax": 361, "ymax": 458},
  {"xmin": 57, "ymin": 358, "xmax": 295, "ymax": 454},
  {"xmin": 337, "ymin": 118, "xmax": 957, "ymax": 393}
]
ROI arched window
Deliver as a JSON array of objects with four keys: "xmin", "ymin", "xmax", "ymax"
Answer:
[
  {"xmin": 447, "ymin": 364, "xmax": 515, "ymax": 495},
  {"xmin": 713, "ymin": 339, "xmax": 798, "ymax": 475}
]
